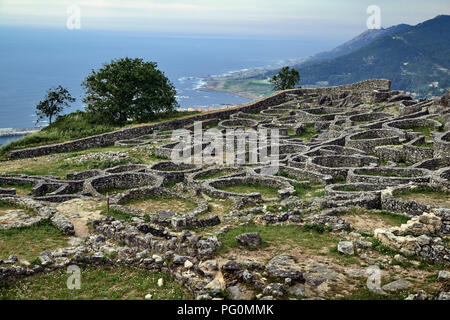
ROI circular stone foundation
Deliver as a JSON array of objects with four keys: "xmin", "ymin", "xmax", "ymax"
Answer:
[
  {"xmin": 381, "ymin": 183, "xmax": 449, "ymax": 216},
  {"xmin": 306, "ymin": 155, "xmax": 380, "ymax": 180},
  {"xmin": 413, "ymin": 157, "xmax": 450, "ymax": 171},
  {"xmin": 105, "ymin": 164, "xmax": 147, "ymax": 174},
  {"xmin": 0, "ymin": 196, "xmax": 54, "ymax": 230},
  {"xmin": 114, "ymin": 187, "xmax": 208, "ymax": 219},
  {"xmin": 346, "ymin": 129, "xmax": 403, "ymax": 153},
  {"xmin": 432, "ymin": 168, "xmax": 450, "ymax": 190},
  {"xmin": 288, "ymin": 154, "xmax": 310, "ymax": 169},
  {"xmin": 148, "ymin": 161, "xmax": 201, "ymax": 182},
  {"xmin": 218, "ymin": 119, "xmax": 258, "ymax": 130},
  {"xmin": 114, "ymin": 139, "xmax": 149, "ymax": 147},
  {"xmin": 188, "ymin": 167, "xmax": 245, "ymax": 183},
  {"xmin": 84, "ymin": 172, "xmax": 163, "ymax": 198},
  {"xmin": 260, "ymin": 109, "xmax": 293, "ymax": 116},
  {"xmin": 203, "ymin": 175, "xmax": 295, "ymax": 201},
  {"xmin": 348, "ymin": 112, "xmax": 392, "ymax": 125},
  {"xmin": 258, "ymin": 123, "xmax": 290, "ymax": 136},
  {"xmin": 305, "ymin": 145, "xmax": 366, "ymax": 157},
  {"xmin": 383, "ymin": 118, "xmax": 442, "ymax": 133},
  {"xmin": 347, "ymin": 167, "xmax": 430, "ymax": 185},
  {"xmin": 434, "ymin": 132, "xmax": 450, "ymax": 158},
  {"xmin": 325, "ymin": 183, "xmax": 389, "ymax": 197}
]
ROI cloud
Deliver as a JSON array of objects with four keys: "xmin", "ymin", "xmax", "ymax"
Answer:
[{"xmin": 0, "ymin": 0, "xmax": 448, "ymax": 36}]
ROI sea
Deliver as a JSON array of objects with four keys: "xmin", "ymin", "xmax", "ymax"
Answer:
[{"xmin": 0, "ymin": 26, "xmax": 343, "ymax": 146}]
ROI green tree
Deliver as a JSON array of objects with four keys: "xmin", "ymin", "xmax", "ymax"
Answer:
[
  {"xmin": 270, "ymin": 66, "xmax": 301, "ymax": 91},
  {"xmin": 35, "ymin": 86, "xmax": 75, "ymax": 125},
  {"xmin": 82, "ymin": 58, "xmax": 179, "ymax": 125}
]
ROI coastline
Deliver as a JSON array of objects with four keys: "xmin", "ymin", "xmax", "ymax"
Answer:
[
  {"xmin": 197, "ymin": 77, "xmax": 260, "ymax": 100},
  {"xmin": 196, "ymin": 57, "xmax": 309, "ymax": 101},
  {"xmin": 0, "ymin": 128, "xmax": 41, "ymax": 138}
]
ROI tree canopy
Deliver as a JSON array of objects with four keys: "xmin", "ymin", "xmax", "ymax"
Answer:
[
  {"xmin": 270, "ymin": 66, "xmax": 300, "ymax": 91},
  {"xmin": 35, "ymin": 86, "xmax": 75, "ymax": 125},
  {"xmin": 82, "ymin": 58, "xmax": 179, "ymax": 125}
]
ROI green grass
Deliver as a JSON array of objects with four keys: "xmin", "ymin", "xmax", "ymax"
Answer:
[
  {"xmin": 0, "ymin": 199, "xmax": 37, "ymax": 216},
  {"xmin": 125, "ymin": 195, "xmax": 197, "ymax": 214},
  {"xmin": 357, "ymin": 170, "xmax": 415, "ymax": 178},
  {"xmin": 195, "ymin": 170, "xmax": 238, "ymax": 181},
  {"xmin": 0, "ymin": 220, "xmax": 69, "ymax": 261},
  {"xmin": 216, "ymin": 183, "xmax": 279, "ymax": 199},
  {"xmin": 380, "ymin": 156, "xmax": 412, "ymax": 168},
  {"xmin": 0, "ymin": 110, "xmax": 200, "ymax": 160},
  {"xmin": 217, "ymin": 224, "xmax": 338, "ymax": 255},
  {"xmin": 336, "ymin": 186, "xmax": 360, "ymax": 192},
  {"xmin": 428, "ymin": 116, "xmax": 446, "ymax": 132},
  {"xmin": 290, "ymin": 124, "xmax": 317, "ymax": 141},
  {"xmin": 0, "ymin": 265, "xmax": 191, "ymax": 300},
  {"xmin": 342, "ymin": 287, "xmax": 408, "ymax": 300},
  {"xmin": 371, "ymin": 238, "xmax": 400, "ymax": 256},
  {"xmin": 341, "ymin": 208, "xmax": 410, "ymax": 226},
  {"xmin": 100, "ymin": 208, "xmax": 133, "ymax": 221},
  {"xmin": 0, "ymin": 182, "xmax": 33, "ymax": 195},
  {"xmin": 396, "ymin": 159, "xmax": 413, "ymax": 167},
  {"xmin": 1, "ymin": 146, "xmax": 133, "ymax": 178},
  {"xmin": 403, "ymin": 125, "xmax": 435, "ymax": 137},
  {"xmin": 99, "ymin": 186, "xmax": 135, "ymax": 196},
  {"xmin": 156, "ymin": 131, "xmax": 172, "ymax": 136},
  {"xmin": 413, "ymin": 142, "xmax": 434, "ymax": 149},
  {"xmin": 293, "ymin": 182, "xmax": 325, "ymax": 199},
  {"xmin": 327, "ymin": 245, "xmax": 361, "ymax": 265},
  {"xmin": 275, "ymin": 171, "xmax": 308, "ymax": 182},
  {"xmin": 394, "ymin": 186, "xmax": 449, "ymax": 202},
  {"xmin": 0, "ymin": 111, "xmax": 117, "ymax": 158},
  {"xmin": 221, "ymin": 79, "xmax": 274, "ymax": 97}
]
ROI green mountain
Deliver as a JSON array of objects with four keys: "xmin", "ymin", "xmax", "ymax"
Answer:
[
  {"xmin": 204, "ymin": 15, "xmax": 449, "ymax": 99},
  {"xmin": 297, "ymin": 15, "xmax": 450, "ymax": 97},
  {"xmin": 305, "ymin": 23, "xmax": 412, "ymax": 64}
]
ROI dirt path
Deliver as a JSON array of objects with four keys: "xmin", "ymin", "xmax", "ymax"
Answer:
[{"xmin": 55, "ymin": 198, "xmax": 104, "ymax": 237}]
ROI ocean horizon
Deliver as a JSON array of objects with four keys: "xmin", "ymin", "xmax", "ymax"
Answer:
[{"xmin": 0, "ymin": 26, "xmax": 344, "ymax": 145}]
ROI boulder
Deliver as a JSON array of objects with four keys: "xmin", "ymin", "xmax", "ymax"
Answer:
[
  {"xmin": 356, "ymin": 240, "xmax": 373, "ymax": 249},
  {"xmin": 438, "ymin": 270, "xmax": 450, "ymax": 281},
  {"xmin": 287, "ymin": 283, "xmax": 307, "ymax": 297},
  {"xmin": 221, "ymin": 260, "xmax": 242, "ymax": 273},
  {"xmin": 205, "ymin": 279, "xmax": 222, "ymax": 292},
  {"xmin": 440, "ymin": 91, "xmax": 450, "ymax": 107},
  {"xmin": 337, "ymin": 241, "xmax": 354, "ymax": 255},
  {"xmin": 263, "ymin": 283, "xmax": 285, "ymax": 297},
  {"xmin": 388, "ymin": 94, "xmax": 412, "ymax": 102},
  {"xmin": 405, "ymin": 290, "xmax": 429, "ymax": 300},
  {"xmin": 266, "ymin": 255, "xmax": 303, "ymax": 280},
  {"xmin": 227, "ymin": 284, "xmax": 251, "ymax": 300},
  {"xmin": 235, "ymin": 232, "xmax": 262, "ymax": 247},
  {"xmin": 382, "ymin": 279, "xmax": 413, "ymax": 292}
]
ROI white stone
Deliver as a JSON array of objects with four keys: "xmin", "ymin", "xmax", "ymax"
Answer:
[
  {"xmin": 337, "ymin": 241, "xmax": 354, "ymax": 255},
  {"xmin": 157, "ymin": 278, "xmax": 164, "ymax": 287},
  {"xmin": 382, "ymin": 279, "xmax": 413, "ymax": 292},
  {"xmin": 438, "ymin": 270, "xmax": 450, "ymax": 281},
  {"xmin": 205, "ymin": 279, "xmax": 222, "ymax": 291}
]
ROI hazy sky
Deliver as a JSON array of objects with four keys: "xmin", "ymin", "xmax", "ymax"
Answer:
[{"xmin": 0, "ymin": 0, "xmax": 448, "ymax": 38}]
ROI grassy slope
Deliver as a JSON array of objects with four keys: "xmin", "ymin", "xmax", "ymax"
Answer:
[
  {"xmin": 0, "ymin": 110, "xmax": 200, "ymax": 159},
  {"xmin": 0, "ymin": 221, "xmax": 69, "ymax": 261},
  {"xmin": 0, "ymin": 266, "xmax": 190, "ymax": 300}
]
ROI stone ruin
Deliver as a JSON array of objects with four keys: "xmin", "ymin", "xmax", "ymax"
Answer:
[{"xmin": 1, "ymin": 79, "xmax": 449, "ymax": 300}]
